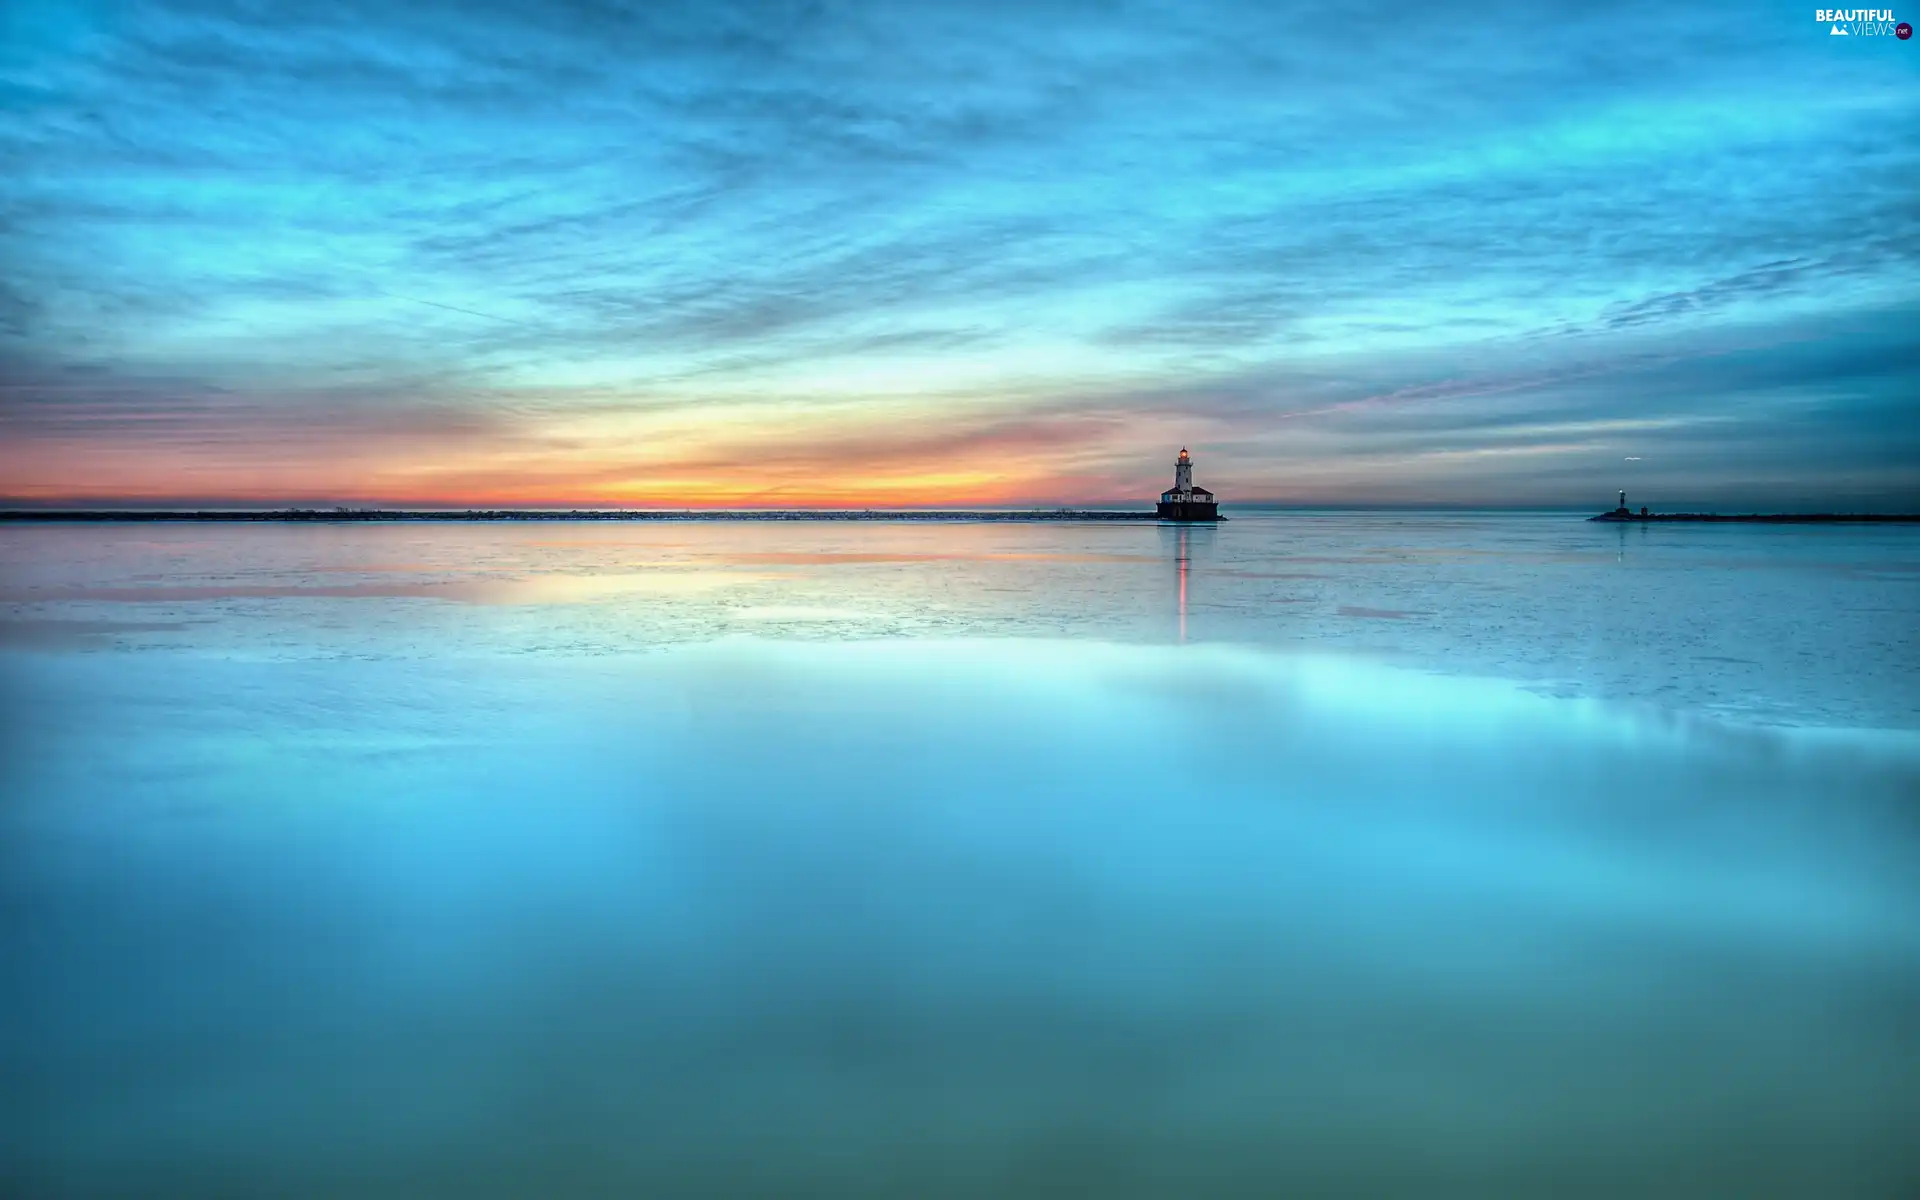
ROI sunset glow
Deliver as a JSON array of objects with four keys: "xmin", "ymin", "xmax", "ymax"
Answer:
[{"xmin": 2, "ymin": 1, "xmax": 1916, "ymax": 508}]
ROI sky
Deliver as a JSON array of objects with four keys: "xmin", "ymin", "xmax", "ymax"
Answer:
[{"xmin": 1, "ymin": 0, "xmax": 1917, "ymax": 509}]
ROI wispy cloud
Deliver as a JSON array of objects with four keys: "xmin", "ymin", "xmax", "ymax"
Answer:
[{"xmin": 2, "ymin": 0, "xmax": 1917, "ymax": 504}]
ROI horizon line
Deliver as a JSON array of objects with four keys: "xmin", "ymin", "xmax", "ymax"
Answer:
[
  {"xmin": 0, "ymin": 500, "xmax": 1643, "ymax": 513},
  {"xmin": 6, "ymin": 501, "xmax": 1918, "ymax": 517}
]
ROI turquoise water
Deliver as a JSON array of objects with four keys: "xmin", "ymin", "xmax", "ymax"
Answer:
[{"xmin": 3, "ymin": 514, "xmax": 1918, "ymax": 1196}]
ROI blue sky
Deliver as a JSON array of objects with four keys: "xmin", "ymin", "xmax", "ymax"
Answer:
[{"xmin": 1, "ymin": 0, "xmax": 1916, "ymax": 506}]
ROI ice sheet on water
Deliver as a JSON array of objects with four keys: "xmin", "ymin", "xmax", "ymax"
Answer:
[
  {"xmin": 2, "ymin": 512, "xmax": 1916, "ymax": 728},
  {"xmin": 3, "ymin": 638, "xmax": 1917, "ymax": 1197}
]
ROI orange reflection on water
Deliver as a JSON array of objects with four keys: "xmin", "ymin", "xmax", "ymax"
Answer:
[
  {"xmin": 1177, "ymin": 527, "xmax": 1189, "ymax": 642},
  {"xmin": 0, "ymin": 571, "xmax": 782, "ymax": 607},
  {"xmin": 718, "ymin": 551, "xmax": 1161, "ymax": 566}
]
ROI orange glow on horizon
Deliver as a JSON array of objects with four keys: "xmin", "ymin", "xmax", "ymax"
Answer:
[
  {"xmin": 0, "ymin": 469, "xmax": 1163, "ymax": 510},
  {"xmin": 0, "ymin": 417, "xmax": 1194, "ymax": 508}
]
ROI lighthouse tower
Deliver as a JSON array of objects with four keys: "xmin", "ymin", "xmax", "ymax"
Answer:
[{"xmin": 1157, "ymin": 447, "xmax": 1219, "ymax": 521}]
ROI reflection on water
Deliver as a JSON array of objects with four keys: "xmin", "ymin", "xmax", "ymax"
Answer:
[
  {"xmin": 2, "ymin": 515, "xmax": 1919, "ymax": 1194},
  {"xmin": 0, "ymin": 617, "xmax": 194, "ymax": 648},
  {"xmin": 1176, "ymin": 526, "xmax": 1189, "ymax": 641},
  {"xmin": 0, "ymin": 571, "xmax": 789, "ymax": 607},
  {"xmin": 2, "ymin": 513, "xmax": 1917, "ymax": 727},
  {"xmin": 718, "ymin": 551, "xmax": 1164, "ymax": 565},
  {"xmin": 2, "ymin": 640, "xmax": 1917, "ymax": 1197},
  {"xmin": 1337, "ymin": 605, "xmax": 1432, "ymax": 619},
  {"xmin": 1161, "ymin": 522, "xmax": 1221, "ymax": 645}
]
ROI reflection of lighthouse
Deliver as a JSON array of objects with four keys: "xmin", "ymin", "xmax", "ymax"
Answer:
[
  {"xmin": 1157, "ymin": 447, "xmax": 1219, "ymax": 521},
  {"xmin": 1166, "ymin": 522, "xmax": 1212, "ymax": 642},
  {"xmin": 1176, "ymin": 526, "xmax": 1189, "ymax": 642}
]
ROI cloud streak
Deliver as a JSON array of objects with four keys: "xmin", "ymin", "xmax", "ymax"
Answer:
[{"xmin": 1, "ymin": 0, "xmax": 1917, "ymax": 505}]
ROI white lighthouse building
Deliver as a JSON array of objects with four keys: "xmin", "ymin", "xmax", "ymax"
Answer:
[{"xmin": 1157, "ymin": 447, "xmax": 1219, "ymax": 521}]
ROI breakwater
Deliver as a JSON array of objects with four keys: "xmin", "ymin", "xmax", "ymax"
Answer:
[{"xmin": 1590, "ymin": 511, "xmax": 1920, "ymax": 524}]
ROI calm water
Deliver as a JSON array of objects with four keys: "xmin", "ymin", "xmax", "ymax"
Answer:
[{"xmin": 3, "ymin": 513, "xmax": 1918, "ymax": 1197}]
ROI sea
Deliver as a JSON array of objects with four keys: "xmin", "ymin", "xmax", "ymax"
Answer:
[{"xmin": 2, "ymin": 511, "xmax": 1917, "ymax": 1197}]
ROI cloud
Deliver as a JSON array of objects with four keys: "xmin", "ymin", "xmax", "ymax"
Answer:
[{"xmin": 1, "ymin": 0, "xmax": 1917, "ymax": 504}]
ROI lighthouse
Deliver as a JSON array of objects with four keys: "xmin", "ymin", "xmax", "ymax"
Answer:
[{"xmin": 1157, "ymin": 447, "xmax": 1220, "ymax": 521}]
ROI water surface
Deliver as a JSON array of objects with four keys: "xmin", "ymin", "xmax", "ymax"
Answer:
[{"xmin": 3, "ymin": 514, "xmax": 1917, "ymax": 1197}]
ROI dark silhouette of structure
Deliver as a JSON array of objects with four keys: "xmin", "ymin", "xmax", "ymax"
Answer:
[
  {"xmin": 1157, "ymin": 448, "xmax": 1219, "ymax": 521},
  {"xmin": 1590, "ymin": 491, "xmax": 1920, "ymax": 523}
]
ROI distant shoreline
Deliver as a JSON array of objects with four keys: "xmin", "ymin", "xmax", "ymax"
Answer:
[
  {"xmin": 1589, "ymin": 512, "xmax": 1920, "ymax": 524},
  {"xmin": 5, "ymin": 508, "xmax": 1914, "ymax": 525},
  {"xmin": 0, "ymin": 509, "xmax": 1182, "ymax": 523}
]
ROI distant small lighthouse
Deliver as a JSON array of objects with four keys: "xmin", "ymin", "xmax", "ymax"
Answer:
[{"xmin": 1157, "ymin": 447, "xmax": 1220, "ymax": 521}]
